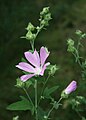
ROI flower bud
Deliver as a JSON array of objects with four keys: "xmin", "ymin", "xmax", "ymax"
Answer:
[
  {"xmin": 61, "ymin": 81, "xmax": 77, "ymax": 98},
  {"xmin": 49, "ymin": 65, "xmax": 59, "ymax": 76},
  {"xmin": 75, "ymin": 30, "xmax": 82, "ymax": 36},
  {"xmin": 67, "ymin": 38, "xmax": 74, "ymax": 46},
  {"xmin": 15, "ymin": 78, "xmax": 24, "ymax": 88},
  {"xmin": 26, "ymin": 22, "xmax": 35, "ymax": 31},
  {"xmin": 26, "ymin": 31, "xmax": 36, "ymax": 40},
  {"xmin": 40, "ymin": 7, "xmax": 49, "ymax": 16},
  {"xmin": 67, "ymin": 39, "xmax": 75, "ymax": 52},
  {"xmin": 40, "ymin": 20, "xmax": 49, "ymax": 26},
  {"xmin": 44, "ymin": 13, "xmax": 52, "ymax": 21},
  {"xmin": 81, "ymin": 33, "xmax": 86, "ymax": 38}
]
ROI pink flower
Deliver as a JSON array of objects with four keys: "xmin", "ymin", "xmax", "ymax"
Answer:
[
  {"xmin": 64, "ymin": 81, "xmax": 77, "ymax": 94},
  {"xmin": 16, "ymin": 47, "xmax": 50, "ymax": 82}
]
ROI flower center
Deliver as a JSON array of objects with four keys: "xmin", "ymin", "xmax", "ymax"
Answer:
[{"xmin": 35, "ymin": 67, "xmax": 42, "ymax": 75}]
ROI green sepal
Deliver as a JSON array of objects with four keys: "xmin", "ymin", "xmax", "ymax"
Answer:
[{"xmin": 61, "ymin": 90, "xmax": 68, "ymax": 99}]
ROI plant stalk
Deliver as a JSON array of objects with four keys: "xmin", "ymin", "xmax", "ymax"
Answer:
[{"xmin": 35, "ymin": 80, "xmax": 38, "ymax": 120}]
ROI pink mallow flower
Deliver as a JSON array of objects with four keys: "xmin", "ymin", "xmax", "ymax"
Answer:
[
  {"xmin": 64, "ymin": 81, "xmax": 77, "ymax": 94},
  {"xmin": 16, "ymin": 47, "xmax": 50, "ymax": 82}
]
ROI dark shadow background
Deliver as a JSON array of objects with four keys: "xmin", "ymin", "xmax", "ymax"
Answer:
[{"xmin": 0, "ymin": 0, "xmax": 86, "ymax": 120}]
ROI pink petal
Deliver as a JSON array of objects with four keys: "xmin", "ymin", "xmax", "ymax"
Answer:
[
  {"xmin": 33, "ymin": 50, "xmax": 40, "ymax": 66},
  {"xmin": 40, "ymin": 47, "xmax": 50, "ymax": 67},
  {"xmin": 16, "ymin": 62, "xmax": 35, "ymax": 73},
  {"xmin": 24, "ymin": 50, "xmax": 40, "ymax": 67},
  {"xmin": 64, "ymin": 81, "xmax": 77, "ymax": 94},
  {"xmin": 40, "ymin": 62, "xmax": 50, "ymax": 76},
  {"xmin": 20, "ymin": 74, "xmax": 35, "ymax": 82}
]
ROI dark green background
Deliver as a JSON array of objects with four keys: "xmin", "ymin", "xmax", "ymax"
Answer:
[{"xmin": 0, "ymin": 0, "xmax": 86, "ymax": 120}]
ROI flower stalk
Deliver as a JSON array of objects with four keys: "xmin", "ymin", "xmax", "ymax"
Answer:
[{"xmin": 47, "ymin": 97, "xmax": 62, "ymax": 119}]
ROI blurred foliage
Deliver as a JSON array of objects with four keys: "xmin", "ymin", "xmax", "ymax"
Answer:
[{"xmin": 0, "ymin": 0, "xmax": 86, "ymax": 120}]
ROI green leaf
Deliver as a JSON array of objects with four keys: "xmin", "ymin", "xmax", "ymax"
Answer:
[
  {"xmin": 38, "ymin": 107, "xmax": 48, "ymax": 120},
  {"xmin": 7, "ymin": 96, "xmax": 34, "ymax": 113},
  {"xmin": 43, "ymin": 86, "xmax": 59, "ymax": 98}
]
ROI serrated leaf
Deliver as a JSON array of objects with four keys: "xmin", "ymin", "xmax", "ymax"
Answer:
[
  {"xmin": 7, "ymin": 96, "xmax": 34, "ymax": 113},
  {"xmin": 43, "ymin": 86, "xmax": 59, "ymax": 98}
]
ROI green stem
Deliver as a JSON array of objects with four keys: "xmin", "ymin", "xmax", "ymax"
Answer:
[
  {"xmin": 47, "ymin": 97, "xmax": 62, "ymax": 119},
  {"xmin": 36, "ymin": 25, "xmax": 44, "ymax": 37},
  {"xmin": 23, "ymin": 87, "xmax": 34, "ymax": 107},
  {"xmin": 35, "ymin": 80, "xmax": 38, "ymax": 120},
  {"xmin": 30, "ymin": 40, "xmax": 34, "ymax": 51},
  {"xmin": 77, "ymin": 38, "xmax": 81, "ymax": 51},
  {"xmin": 30, "ymin": 25, "xmax": 44, "ymax": 52},
  {"xmin": 73, "ymin": 49, "xmax": 83, "ymax": 69},
  {"xmin": 38, "ymin": 74, "xmax": 50, "ymax": 105}
]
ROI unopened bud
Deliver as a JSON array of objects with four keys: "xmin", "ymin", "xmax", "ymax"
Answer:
[
  {"xmin": 81, "ymin": 33, "xmax": 86, "ymax": 38},
  {"xmin": 49, "ymin": 65, "xmax": 59, "ymax": 76},
  {"xmin": 75, "ymin": 30, "xmax": 82, "ymax": 36},
  {"xmin": 15, "ymin": 78, "xmax": 24, "ymax": 88},
  {"xmin": 61, "ymin": 81, "xmax": 77, "ymax": 98},
  {"xmin": 67, "ymin": 39, "xmax": 74, "ymax": 46},
  {"xmin": 67, "ymin": 39, "xmax": 75, "ymax": 52},
  {"xmin": 44, "ymin": 13, "xmax": 52, "ymax": 21},
  {"xmin": 26, "ymin": 22, "xmax": 35, "ymax": 31},
  {"xmin": 40, "ymin": 7, "xmax": 49, "ymax": 16},
  {"xmin": 40, "ymin": 20, "xmax": 48, "ymax": 26},
  {"xmin": 26, "ymin": 31, "xmax": 36, "ymax": 40}
]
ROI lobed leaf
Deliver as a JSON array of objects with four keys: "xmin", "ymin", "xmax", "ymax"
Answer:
[{"xmin": 7, "ymin": 96, "xmax": 34, "ymax": 114}]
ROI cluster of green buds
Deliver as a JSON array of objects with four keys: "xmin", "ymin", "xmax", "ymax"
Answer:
[
  {"xmin": 67, "ymin": 38, "xmax": 75, "ymax": 52},
  {"xmin": 48, "ymin": 65, "xmax": 59, "ymax": 76},
  {"xmin": 70, "ymin": 98, "xmax": 80, "ymax": 109},
  {"xmin": 40, "ymin": 7, "xmax": 52, "ymax": 27},
  {"xmin": 75, "ymin": 30, "xmax": 86, "ymax": 39},
  {"xmin": 69, "ymin": 96, "xmax": 86, "ymax": 110},
  {"xmin": 25, "ymin": 22, "xmax": 36, "ymax": 41},
  {"xmin": 21, "ymin": 7, "xmax": 52, "ymax": 43}
]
